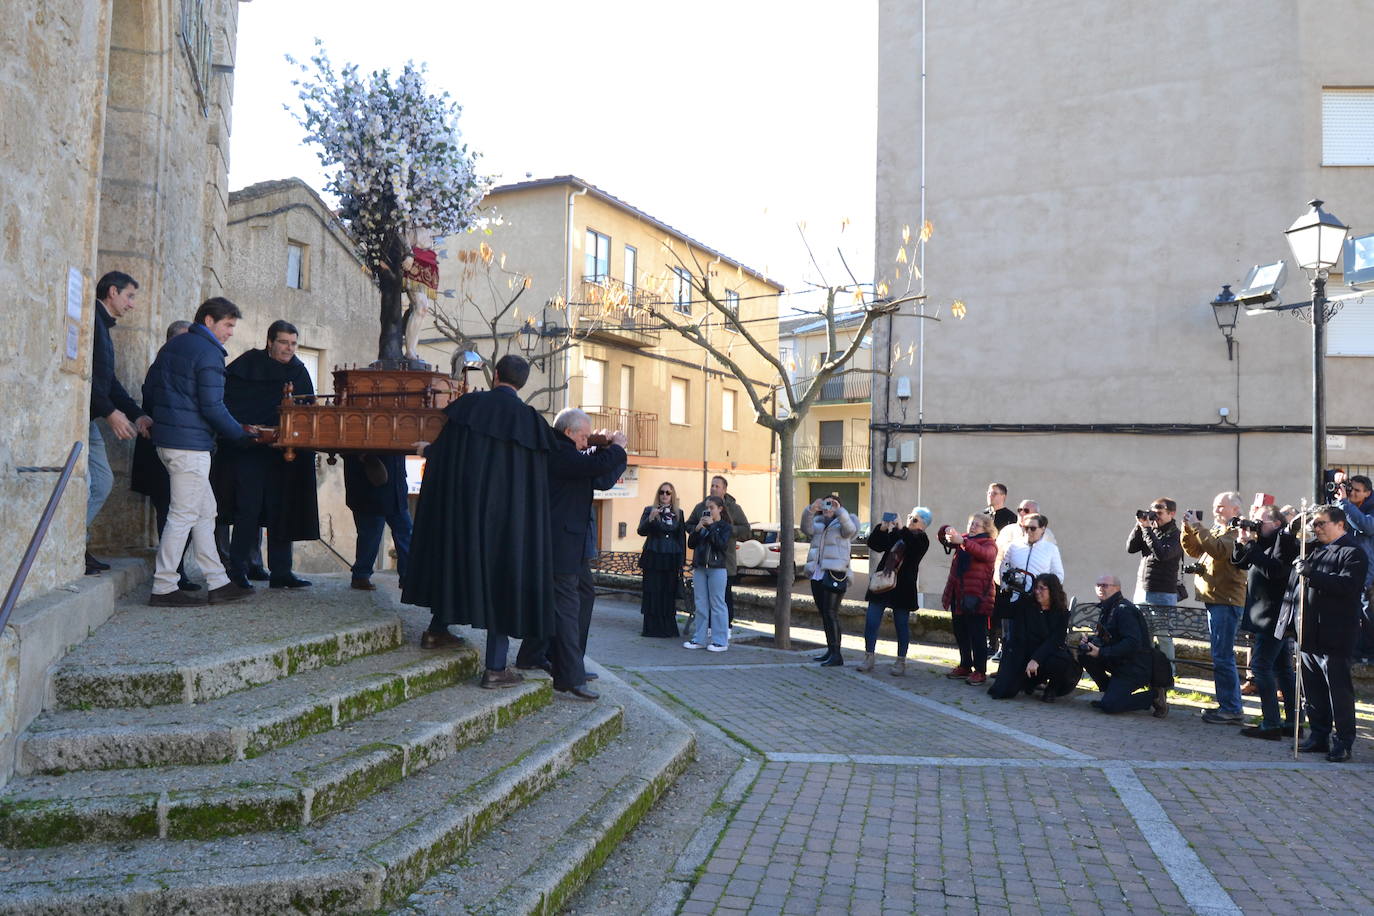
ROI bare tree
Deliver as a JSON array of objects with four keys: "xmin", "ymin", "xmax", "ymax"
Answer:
[
  {"xmin": 646, "ymin": 226, "xmax": 934, "ymax": 648},
  {"xmin": 429, "ymin": 242, "xmax": 589, "ymax": 407}
]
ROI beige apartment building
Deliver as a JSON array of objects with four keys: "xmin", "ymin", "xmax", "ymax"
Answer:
[
  {"xmin": 780, "ymin": 311, "xmax": 873, "ymax": 524},
  {"xmin": 873, "ymin": 0, "xmax": 1374, "ymax": 600},
  {"xmin": 426, "ymin": 177, "xmax": 784, "ymax": 552}
]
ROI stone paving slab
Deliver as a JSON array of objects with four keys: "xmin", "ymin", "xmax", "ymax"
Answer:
[
  {"xmin": 638, "ymin": 664, "xmax": 1061, "ymax": 761},
  {"xmin": 679, "ymin": 760, "xmax": 1195, "ymax": 916},
  {"xmin": 1140, "ymin": 766, "xmax": 1374, "ymax": 915}
]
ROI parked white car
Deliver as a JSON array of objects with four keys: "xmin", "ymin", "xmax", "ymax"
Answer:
[{"xmin": 735, "ymin": 524, "xmax": 808, "ymax": 579}]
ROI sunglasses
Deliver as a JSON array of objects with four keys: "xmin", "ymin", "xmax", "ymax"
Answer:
[
  {"xmin": 658, "ymin": 489, "xmax": 673, "ymax": 495},
  {"xmin": 1017, "ymin": 507, "xmax": 1032, "ymax": 514},
  {"xmin": 1313, "ymin": 519, "xmax": 1331, "ymax": 528},
  {"xmin": 1024, "ymin": 525, "xmax": 1041, "ymax": 531}
]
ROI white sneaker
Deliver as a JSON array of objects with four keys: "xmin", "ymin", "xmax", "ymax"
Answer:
[
  {"xmin": 707, "ymin": 644, "xmax": 728, "ymax": 653},
  {"xmin": 683, "ymin": 641, "xmax": 704, "ymax": 650}
]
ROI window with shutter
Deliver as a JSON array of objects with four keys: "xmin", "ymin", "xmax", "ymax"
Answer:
[{"xmin": 1322, "ymin": 89, "xmax": 1374, "ymax": 166}]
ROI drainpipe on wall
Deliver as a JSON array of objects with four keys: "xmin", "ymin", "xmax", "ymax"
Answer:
[{"xmin": 563, "ymin": 184, "xmax": 589, "ymax": 413}]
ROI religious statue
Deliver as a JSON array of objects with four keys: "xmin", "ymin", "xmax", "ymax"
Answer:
[{"xmin": 401, "ymin": 227, "xmax": 439, "ymax": 366}]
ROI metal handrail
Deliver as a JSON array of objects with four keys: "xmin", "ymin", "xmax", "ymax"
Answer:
[{"xmin": 2, "ymin": 442, "xmax": 83, "ymax": 632}]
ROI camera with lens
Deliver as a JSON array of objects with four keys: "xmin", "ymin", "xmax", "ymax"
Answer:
[
  {"xmin": 1227, "ymin": 516, "xmax": 1262, "ymax": 533},
  {"xmin": 1181, "ymin": 562, "xmax": 1205, "ymax": 575},
  {"xmin": 1135, "ymin": 509, "xmax": 1158, "ymax": 522}
]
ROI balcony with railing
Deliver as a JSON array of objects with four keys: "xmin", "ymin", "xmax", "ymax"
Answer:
[
  {"xmin": 793, "ymin": 373, "xmax": 871, "ymax": 403},
  {"xmin": 569, "ymin": 276, "xmax": 662, "ymax": 348},
  {"xmin": 584, "ymin": 405, "xmax": 659, "ymax": 457},
  {"xmin": 793, "ymin": 443, "xmax": 870, "ymax": 471}
]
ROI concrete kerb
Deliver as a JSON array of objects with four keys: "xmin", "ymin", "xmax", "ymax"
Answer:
[{"xmin": 0, "ymin": 558, "xmax": 149, "ymax": 788}]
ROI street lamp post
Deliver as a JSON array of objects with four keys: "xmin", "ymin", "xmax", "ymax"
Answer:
[
  {"xmin": 1283, "ymin": 200, "xmax": 1350, "ymax": 502},
  {"xmin": 1209, "ymin": 284, "xmax": 1239, "ymax": 360}
]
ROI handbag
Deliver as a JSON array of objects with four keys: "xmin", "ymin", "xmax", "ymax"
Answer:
[
  {"xmin": 820, "ymin": 570, "xmax": 850, "ymax": 594},
  {"xmin": 870, "ymin": 537, "xmax": 906, "ymax": 594},
  {"xmin": 959, "ymin": 592, "xmax": 982, "ymax": 613},
  {"xmin": 869, "ymin": 569, "xmax": 897, "ymax": 593}
]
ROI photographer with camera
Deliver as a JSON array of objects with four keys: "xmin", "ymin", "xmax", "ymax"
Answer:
[
  {"xmin": 988, "ymin": 514, "xmax": 1064, "ymax": 696},
  {"xmin": 687, "ymin": 476, "xmax": 751, "ymax": 632},
  {"xmin": 1180, "ymin": 492, "xmax": 1247, "ymax": 724},
  {"xmin": 1126, "ymin": 498, "xmax": 1183, "ymax": 675},
  {"xmin": 1333, "ymin": 475, "xmax": 1374, "ymax": 659},
  {"xmin": 939, "ymin": 513, "xmax": 998, "ymax": 685},
  {"xmin": 859, "ymin": 506, "xmax": 931, "ymax": 675},
  {"xmin": 1231, "ymin": 503, "xmax": 1300, "ymax": 739},
  {"xmin": 1276, "ymin": 505, "xmax": 1369, "ymax": 761},
  {"xmin": 803, "ymin": 495, "xmax": 858, "ymax": 667},
  {"xmin": 637, "ymin": 481, "xmax": 686, "ymax": 638},
  {"xmin": 1080, "ymin": 575, "xmax": 1168, "ymax": 716},
  {"xmin": 684, "ymin": 496, "xmax": 736, "ymax": 652}
]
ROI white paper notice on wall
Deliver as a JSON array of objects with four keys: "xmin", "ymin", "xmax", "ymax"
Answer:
[
  {"xmin": 1328, "ymin": 434, "xmax": 1347, "ymax": 451},
  {"xmin": 66, "ymin": 267, "xmax": 84, "ymax": 321}
]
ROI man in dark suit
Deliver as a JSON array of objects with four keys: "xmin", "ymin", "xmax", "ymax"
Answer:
[
  {"xmin": 518, "ymin": 408, "xmax": 626, "ymax": 700},
  {"xmin": 1279, "ymin": 505, "xmax": 1369, "ymax": 761}
]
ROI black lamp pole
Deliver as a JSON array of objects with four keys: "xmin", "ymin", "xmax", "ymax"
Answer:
[{"xmin": 1311, "ymin": 272, "xmax": 1328, "ymax": 503}]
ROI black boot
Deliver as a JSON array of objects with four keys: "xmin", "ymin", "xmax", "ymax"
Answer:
[{"xmin": 819, "ymin": 610, "xmax": 843, "ymax": 667}]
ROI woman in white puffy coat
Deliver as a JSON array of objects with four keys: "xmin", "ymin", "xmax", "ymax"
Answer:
[{"xmin": 802, "ymin": 496, "xmax": 857, "ymax": 666}]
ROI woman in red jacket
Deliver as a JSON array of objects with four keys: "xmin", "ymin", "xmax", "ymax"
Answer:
[{"xmin": 940, "ymin": 513, "xmax": 998, "ymax": 685}]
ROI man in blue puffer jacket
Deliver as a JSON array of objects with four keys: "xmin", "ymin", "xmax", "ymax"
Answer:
[{"xmin": 141, "ymin": 297, "xmax": 257, "ymax": 607}]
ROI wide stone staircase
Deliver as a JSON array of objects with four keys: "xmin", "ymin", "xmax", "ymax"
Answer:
[{"xmin": 0, "ymin": 576, "xmax": 694, "ymax": 914}]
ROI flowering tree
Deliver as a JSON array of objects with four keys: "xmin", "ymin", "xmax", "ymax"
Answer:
[{"xmin": 290, "ymin": 43, "xmax": 487, "ymax": 363}]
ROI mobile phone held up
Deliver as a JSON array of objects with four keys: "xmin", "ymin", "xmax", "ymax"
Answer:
[{"xmin": 882, "ymin": 512, "xmax": 898, "ymax": 523}]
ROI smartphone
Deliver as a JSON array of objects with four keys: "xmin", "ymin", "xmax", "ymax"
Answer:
[{"xmin": 882, "ymin": 512, "xmax": 898, "ymax": 523}]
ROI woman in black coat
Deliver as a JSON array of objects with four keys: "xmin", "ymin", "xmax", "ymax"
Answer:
[
  {"xmin": 989, "ymin": 573, "xmax": 1079, "ymax": 700},
  {"xmin": 637, "ymin": 481, "xmax": 685, "ymax": 637},
  {"xmin": 859, "ymin": 507, "xmax": 931, "ymax": 675}
]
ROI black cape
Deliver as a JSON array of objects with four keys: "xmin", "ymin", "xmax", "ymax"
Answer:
[
  {"xmin": 402, "ymin": 386, "xmax": 558, "ymax": 639},
  {"xmin": 212, "ymin": 348, "xmax": 320, "ymax": 540}
]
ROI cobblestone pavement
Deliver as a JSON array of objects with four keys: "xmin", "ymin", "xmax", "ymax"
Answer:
[{"xmin": 576, "ymin": 592, "xmax": 1374, "ymax": 915}]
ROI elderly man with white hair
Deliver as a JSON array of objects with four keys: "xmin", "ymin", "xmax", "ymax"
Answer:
[
  {"xmin": 515, "ymin": 407, "xmax": 626, "ymax": 701},
  {"xmin": 1181, "ymin": 491, "xmax": 1248, "ymax": 724}
]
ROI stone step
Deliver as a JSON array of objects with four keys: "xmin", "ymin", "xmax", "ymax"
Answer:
[
  {"xmin": 0, "ymin": 694, "xmax": 628, "ymax": 915},
  {"xmin": 0, "ymin": 677, "xmax": 551, "ymax": 847},
  {"xmin": 49, "ymin": 581, "xmax": 405, "ymax": 710},
  {"xmin": 394, "ymin": 689, "xmax": 695, "ymax": 916},
  {"xmin": 20, "ymin": 642, "xmax": 481, "ymax": 774}
]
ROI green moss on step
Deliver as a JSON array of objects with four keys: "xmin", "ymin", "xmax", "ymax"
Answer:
[
  {"xmin": 166, "ymin": 787, "xmax": 302, "ymax": 839},
  {"xmin": 339, "ymin": 676, "xmax": 406, "ymax": 722},
  {"xmin": 307, "ymin": 744, "xmax": 405, "ymax": 823}
]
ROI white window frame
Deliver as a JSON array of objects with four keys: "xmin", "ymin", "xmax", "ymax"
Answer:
[
  {"xmin": 723, "ymin": 289, "xmax": 741, "ymax": 332},
  {"xmin": 673, "ymin": 267, "xmax": 693, "ymax": 315},
  {"xmin": 624, "ymin": 245, "xmax": 637, "ymax": 297},
  {"xmin": 582, "ymin": 356, "xmax": 606, "ymax": 410},
  {"xmin": 1323, "ymin": 88, "xmax": 1374, "ymax": 167},
  {"xmin": 286, "ymin": 241, "xmax": 307, "ymax": 289},
  {"xmin": 618, "ymin": 364, "xmax": 633, "ymax": 412},
  {"xmin": 584, "ymin": 229, "xmax": 610, "ymax": 281},
  {"xmin": 670, "ymin": 377, "xmax": 689, "ymax": 425}
]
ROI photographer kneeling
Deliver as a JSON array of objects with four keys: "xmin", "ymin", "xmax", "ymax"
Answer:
[
  {"xmin": 1231, "ymin": 503, "xmax": 1299, "ymax": 739},
  {"xmin": 1080, "ymin": 575, "xmax": 1169, "ymax": 717}
]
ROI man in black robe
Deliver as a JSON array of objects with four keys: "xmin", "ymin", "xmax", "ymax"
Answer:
[
  {"xmin": 216, "ymin": 320, "xmax": 319, "ymax": 589},
  {"xmin": 403, "ymin": 355, "xmax": 559, "ymax": 687}
]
